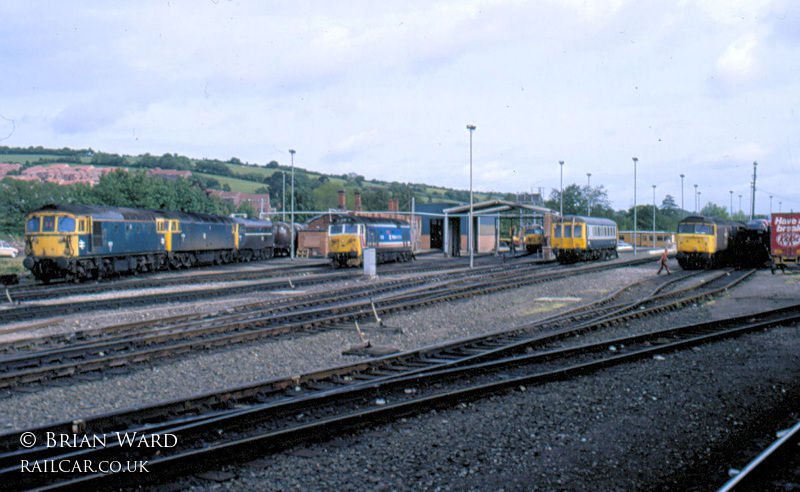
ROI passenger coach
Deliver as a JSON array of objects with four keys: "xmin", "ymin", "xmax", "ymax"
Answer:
[{"xmin": 551, "ymin": 215, "xmax": 618, "ymax": 263}]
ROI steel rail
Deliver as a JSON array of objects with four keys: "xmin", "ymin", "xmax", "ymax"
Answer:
[
  {"xmin": 0, "ymin": 255, "xmax": 544, "ymax": 325},
  {"xmin": 3, "ymin": 301, "xmax": 798, "ymax": 491},
  {"xmin": 717, "ymin": 419, "xmax": 800, "ymax": 491},
  {"xmin": 1, "ymin": 261, "xmax": 331, "ymax": 304},
  {"xmin": 0, "ymin": 260, "xmax": 547, "ymax": 353},
  {"xmin": 0, "ymin": 259, "xmax": 658, "ymax": 388},
  {"xmin": 0, "ymin": 267, "xmax": 731, "ymax": 453}
]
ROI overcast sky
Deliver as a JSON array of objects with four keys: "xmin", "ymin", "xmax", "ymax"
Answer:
[{"xmin": 1, "ymin": 1, "xmax": 798, "ymax": 215}]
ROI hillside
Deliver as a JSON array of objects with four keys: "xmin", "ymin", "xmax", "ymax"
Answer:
[{"xmin": 0, "ymin": 146, "xmax": 501, "ymax": 212}]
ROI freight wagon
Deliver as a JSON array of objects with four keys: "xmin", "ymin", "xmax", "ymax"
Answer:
[{"xmin": 770, "ymin": 213, "xmax": 800, "ymax": 273}]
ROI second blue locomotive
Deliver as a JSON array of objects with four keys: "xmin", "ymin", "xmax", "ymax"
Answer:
[{"xmin": 23, "ymin": 204, "xmax": 292, "ymax": 282}]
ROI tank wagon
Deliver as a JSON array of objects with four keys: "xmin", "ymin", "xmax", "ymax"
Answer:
[
  {"xmin": 328, "ymin": 215, "xmax": 413, "ymax": 268},
  {"xmin": 23, "ymin": 204, "xmax": 277, "ymax": 282},
  {"xmin": 733, "ymin": 219, "xmax": 771, "ymax": 268},
  {"xmin": 676, "ymin": 215, "xmax": 744, "ymax": 269},
  {"xmin": 551, "ymin": 215, "xmax": 618, "ymax": 263}
]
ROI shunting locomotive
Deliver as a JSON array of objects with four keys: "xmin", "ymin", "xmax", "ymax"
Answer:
[{"xmin": 523, "ymin": 225, "xmax": 545, "ymax": 254}]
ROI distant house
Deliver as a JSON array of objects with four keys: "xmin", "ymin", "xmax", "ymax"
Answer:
[
  {"xmin": 207, "ymin": 190, "xmax": 273, "ymax": 215},
  {"xmin": 0, "ymin": 163, "xmax": 21, "ymax": 180},
  {"xmin": 14, "ymin": 164, "xmax": 113, "ymax": 186},
  {"xmin": 146, "ymin": 167, "xmax": 192, "ymax": 181}
]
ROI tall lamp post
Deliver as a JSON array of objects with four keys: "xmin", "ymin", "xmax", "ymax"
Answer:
[
  {"xmin": 652, "ymin": 184, "xmax": 657, "ymax": 248},
  {"xmin": 693, "ymin": 184, "xmax": 698, "ymax": 213},
  {"xmin": 679, "ymin": 174, "xmax": 685, "ymax": 218},
  {"xmin": 467, "ymin": 125, "xmax": 476, "ymax": 269},
  {"xmin": 289, "ymin": 149, "xmax": 296, "ymax": 260},
  {"xmin": 770, "ymin": 195, "xmax": 773, "ymax": 217},
  {"xmin": 282, "ymin": 171, "xmax": 286, "ymax": 221},
  {"xmin": 632, "ymin": 157, "xmax": 638, "ymax": 256},
  {"xmin": 729, "ymin": 190, "xmax": 733, "ymax": 219},
  {"xmin": 586, "ymin": 172, "xmax": 592, "ymax": 216},
  {"xmin": 698, "ymin": 191, "xmax": 702, "ymax": 213},
  {"xmin": 750, "ymin": 161, "xmax": 757, "ymax": 220},
  {"xmin": 559, "ymin": 161, "xmax": 565, "ymax": 218}
]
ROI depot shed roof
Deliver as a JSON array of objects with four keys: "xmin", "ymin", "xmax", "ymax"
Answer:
[{"xmin": 442, "ymin": 199, "xmax": 554, "ymax": 216}]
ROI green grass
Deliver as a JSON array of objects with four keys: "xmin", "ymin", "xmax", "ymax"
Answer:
[
  {"xmin": 194, "ymin": 173, "xmax": 266, "ymax": 193},
  {"xmin": 0, "ymin": 257, "xmax": 27, "ymax": 276},
  {"xmin": 0, "ymin": 154, "xmax": 91, "ymax": 164}
]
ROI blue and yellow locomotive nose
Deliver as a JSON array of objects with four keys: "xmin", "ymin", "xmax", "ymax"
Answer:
[
  {"xmin": 25, "ymin": 213, "xmax": 82, "ymax": 259},
  {"xmin": 327, "ymin": 224, "xmax": 364, "ymax": 268}
]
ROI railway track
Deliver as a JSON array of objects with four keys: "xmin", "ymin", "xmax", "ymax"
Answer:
[
  {"xmin": 718, "ymin": 419, "xmax": 800, "ymax": 491},
  {"xmin": 0, "ymin": 254, "xmax": 550, "ymax": 325},
  {"xmin": 1, "ymin": 271, "xmax": 794, "ymax": 490},
  {"xmin": 0, "ymin": 260, "xmax": 332, "ymax": 304},
  {"xmin": 0, "ymin": 259, "xmax": 650, "ymax": 389},
  {"xmin": 0, "ymin": 250, "xmax": 535, "ymax": 306}
]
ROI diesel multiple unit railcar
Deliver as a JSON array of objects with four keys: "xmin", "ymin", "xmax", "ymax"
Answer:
[
  {"xmin": 23, "ymin": 204, "xmax": 276, "ymax": 282},
  {"xmin": 328, "ymin": 215, "xmax": 413, "ymax": 268},
  {"xmin": 551, "ymin": 215, "xmax": 618, "ymax": 263},
  {"xmin": 675, "ymin": 215, "xmax": 745, "ymax": 269}
]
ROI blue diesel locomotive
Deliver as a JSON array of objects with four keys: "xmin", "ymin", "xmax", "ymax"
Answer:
[
  {"xmin": 23, "ymin": 204, "xmax": 276, "ymax": 282},
  {"xmin": 328, "ymin": 215, "xmax": 413, "ymax": 268}
]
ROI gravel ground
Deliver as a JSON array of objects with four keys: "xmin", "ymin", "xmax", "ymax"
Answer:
[{"xmin": 2, "ymin": 259, "xmax": 799, "ymax": 491}]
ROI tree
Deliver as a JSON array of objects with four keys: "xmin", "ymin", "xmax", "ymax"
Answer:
[
  {"xmin": 544, "ymin": 184, "xmax": 586, "ymax": 215},
  {"xmin": 195, "ymin": 160, "xmax": 232, "ymax": 176},
  {"xmin": 0, "ymin": 178, "xmax": 74, "ymax": 235},
  {"xmin": 235, "ymin": 201, "xmax": 257, "ymax": 218},
  {"xmin": 701, "ymin": 202, "xmax": 731, "ymax": 220}
]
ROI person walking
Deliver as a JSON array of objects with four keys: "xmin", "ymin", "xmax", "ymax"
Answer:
[{"xmin": 657, "ymin": 246, "xmax": 671, "ymax": 275}]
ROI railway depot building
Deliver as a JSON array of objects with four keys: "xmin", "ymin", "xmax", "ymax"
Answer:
[
  {"xmin": 295, "ymin": 189, "xmax": 554, "ymax": 260},
  {"xmin": 433, "ymin": 200, "xmax": 554, "ymax": 258}
]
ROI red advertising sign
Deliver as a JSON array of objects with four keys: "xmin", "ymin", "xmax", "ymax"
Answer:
[{"xmin": 771, "ymin": 213, "xmax": 800, "ymax": 257}]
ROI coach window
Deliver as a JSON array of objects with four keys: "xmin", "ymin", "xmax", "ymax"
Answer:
[
  {"xmin": 27, "ymin": 217, "xmax": 41, "ymax": 233},
  {"xmin": 554, "ymin": 224, "xmax": 561, "ymax": 238},
  {"xmin": 574, "ymin": 225, "xmax": 582, "ymax": 238},
  {"xmin": 564, "ymin": 225, "xmax": 572, "ymax": 238},
  {"xmin": 57, "ymin": 217, "xmax": 76, "ymax": 232}
]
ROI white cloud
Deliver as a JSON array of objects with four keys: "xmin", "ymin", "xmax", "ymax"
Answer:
[
  {"xmin": 715, "ymin": 33, "xmax": 760, "ymax": 81},
  {"xmin": 0, "ymin": 1, "xmax": 797, "ymax": 213}
]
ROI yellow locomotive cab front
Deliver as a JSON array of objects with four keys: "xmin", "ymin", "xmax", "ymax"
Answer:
[
  {"xmin": 676, "ymin": 222, "xmax": 718, "ymax": 269},
  {"xmin": 25, "ymin": 212, "xmax": 85, "ymax": 259},
  {"xmin": 328, "ymin": 224, "xmax": 363, "ymax": 267}
]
